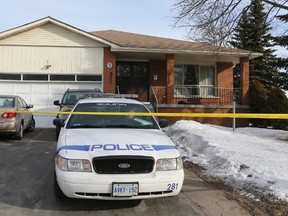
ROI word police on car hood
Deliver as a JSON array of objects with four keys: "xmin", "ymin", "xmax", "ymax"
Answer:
[{"xmin": 58, "ymin": 143, "xmax": 177, "ymax": 153}]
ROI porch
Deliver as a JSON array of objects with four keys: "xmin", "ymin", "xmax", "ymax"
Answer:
[{"xmin": 150, "ymin": 86, "xmax": 239, "ymax": 106}]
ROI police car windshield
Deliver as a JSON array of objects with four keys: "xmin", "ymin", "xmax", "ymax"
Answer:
[{"xmin": 66, "ymin": 103, "xmax": 159, "ymax": 129}]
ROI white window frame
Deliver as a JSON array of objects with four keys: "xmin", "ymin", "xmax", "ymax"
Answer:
[{"xmin": 174, "ymin": 64, "xmax": 216, "ymax": 98}]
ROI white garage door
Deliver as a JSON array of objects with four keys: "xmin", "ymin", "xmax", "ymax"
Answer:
[{"xmin": 0, "ymin": 81, "xmax": 102, "ymax": 128}]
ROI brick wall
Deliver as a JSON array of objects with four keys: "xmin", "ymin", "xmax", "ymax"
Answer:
[
  {"xmin": 217, "ymin": 62, "xmax": 234, "ymax": 89},
  {"xmin": 158, "ymin": 107, "xmax": 249, "ymax": 127},
  {"xmin": 103, "ymin": 47, "xmax": 116, "ymax": 93},
  {"xmin": 240, "ymin": 57, "xmax": 249, "ymax": 105},
  {"xmin": 149, "ymin": 60, "xmax": 167, "ymax": 86},
  {"xmin": 166, "ymin": 54, "xmax": 174, "ymax": 104}
]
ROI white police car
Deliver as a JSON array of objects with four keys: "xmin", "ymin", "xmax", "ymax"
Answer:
[{"xmin": 53, "ymin": 97, "xmax": 184, "ymax": 200}]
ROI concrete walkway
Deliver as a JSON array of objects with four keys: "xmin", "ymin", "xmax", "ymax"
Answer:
[{"xmin": 182, "ymin": 168, "xmax": 250, "ymax": 216}]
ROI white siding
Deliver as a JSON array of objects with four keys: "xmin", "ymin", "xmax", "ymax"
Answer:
[
  {"xmin": 0, "ymin": 46, "xmax": 104, "ymax": 74},
  {"xmin": 0, "ymin": 81, "xmax": 102, "ymax": 127},
  {"xmin": 0, "ymin": 23, "xmax": 104, "ymax": 47},
  {"xmin": 0, "ymin": 21, "xmax": 106, "ymax": 127}
]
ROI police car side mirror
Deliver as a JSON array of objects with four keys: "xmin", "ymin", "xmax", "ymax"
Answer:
[
  {"xmin": 53, "ymin": 118, "xmax": 65, "ymax": 128},
  {"xmin": 54, "ymin": 100, "xmax": 60, "ymax": 106},
  {"xmin": 159, "ymin": 119, "xmax": 169, "ymax": 128}
]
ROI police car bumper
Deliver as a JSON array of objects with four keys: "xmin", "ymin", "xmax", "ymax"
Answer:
[{"xmin": 56, "ymin": 167, "xmax": 184, "ymax": 200}]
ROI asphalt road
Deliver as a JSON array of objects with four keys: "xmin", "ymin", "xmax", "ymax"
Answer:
[{"xmin": 0, "ymin": 128, "xmax": 250, "ymax": 216}]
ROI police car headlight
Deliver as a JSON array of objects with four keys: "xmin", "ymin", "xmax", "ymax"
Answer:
[
  {"xmin": 56, "ymin": 155, "xmax": 92, "ymax": 172},
  {"xmin": 156, "ymin": 157, "xmax": 183, "ymax": 171},
  {"xmin": 56, "ymin": 155, "xmax": 68, "ymax": 171}
]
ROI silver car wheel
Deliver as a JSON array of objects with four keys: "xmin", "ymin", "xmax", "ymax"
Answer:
[
  {"xmin": 27, "ymin": 118, "xmax": 35, "ymax": 132},
  {"xmin": 14, "ymin": 124, "xmax": 23, "ymax": 140}
]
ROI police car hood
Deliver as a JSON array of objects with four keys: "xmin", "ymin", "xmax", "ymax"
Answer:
[{"xmin": 59, "ymin": 129, "xmax": 179, "ymax": 159}]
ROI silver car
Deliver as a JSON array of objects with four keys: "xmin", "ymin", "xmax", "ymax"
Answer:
[{"xmin": 0, "ymin": 95, "xmax": 35, "ymax": 139}]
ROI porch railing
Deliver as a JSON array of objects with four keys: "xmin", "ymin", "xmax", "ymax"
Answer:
[
  {"xmin": 149, "ymin": 87, "xmax": 159, "ymax": 112},
  {"xmin": 151, "ymin": 86, "xmax": 240, "ymax": 105}
]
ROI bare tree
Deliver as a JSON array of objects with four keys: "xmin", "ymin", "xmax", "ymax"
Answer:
[{"xmin": 172, "ymin": 0, "xmax": 288, "ymax": 45}]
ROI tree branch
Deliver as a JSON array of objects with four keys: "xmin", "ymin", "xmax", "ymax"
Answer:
[{"xmin": 261, "ymin": 0, "xmax": 288, "ymax": 10}]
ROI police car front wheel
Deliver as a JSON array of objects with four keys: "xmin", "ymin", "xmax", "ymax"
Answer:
[{"xmin": 54, "ymin": 172, "xmax": 67, "ymax": 200}]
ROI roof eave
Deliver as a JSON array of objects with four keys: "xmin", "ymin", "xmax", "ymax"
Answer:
[
  {"xmin": 0, "ymin": 17, "xmax": 119, "ymax": 48},
  {"xmin": 111, "ymin": 47, "xmax": 262, "ymax": 58},
  {"xmin": 0, "ymin": 17, "xmax": 50, "ymax": 39},
  {"xmin": 247, "ymin": 52, "xmax": 263, "ymax": 59}
]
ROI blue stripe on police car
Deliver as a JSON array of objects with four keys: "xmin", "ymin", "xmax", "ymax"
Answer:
[{"xmin": 57, "ymin": 144, "xmax": 176, "ymax": 154}]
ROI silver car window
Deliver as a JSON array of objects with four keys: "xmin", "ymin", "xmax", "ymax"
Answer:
[
  {"xmin": 18, "ymin": 98, "xmax": 27, "ymax": 108},
  {"xmin": 0, "ymin": 97, "xmax": 15, "ymax": 108}
]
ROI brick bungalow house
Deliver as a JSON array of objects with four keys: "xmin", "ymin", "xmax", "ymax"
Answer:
[
  {"xmin": 91, "ymin": 31, "xmax": 260, "ymax": 127},
  {"xmin": 0, "ymin": 17, "xmax": 261, "ymax": 127}
]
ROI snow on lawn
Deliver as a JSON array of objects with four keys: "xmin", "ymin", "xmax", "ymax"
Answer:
[{"xmin": 165, "ymin": 120, "xmax": 288, "ymax": 201}]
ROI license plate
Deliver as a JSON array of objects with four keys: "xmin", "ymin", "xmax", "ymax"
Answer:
[{"xmin": 112, "ymin": 183, "xmax": 139, "ymax": 197}]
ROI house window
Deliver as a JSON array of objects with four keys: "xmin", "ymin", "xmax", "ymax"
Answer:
[{"xmin": 174, "ymin": 64, "xmax": 216, "ymax": 98}]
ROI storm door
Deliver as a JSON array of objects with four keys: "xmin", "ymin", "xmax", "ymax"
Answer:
[{"xmin": 116, "ymin": 62, "xmax": 149, "ymax": 101}]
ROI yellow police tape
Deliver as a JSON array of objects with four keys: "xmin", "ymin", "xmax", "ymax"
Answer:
[{"xmin": 0, "ymin": 110, "xmax": 288, "ymax": 119}]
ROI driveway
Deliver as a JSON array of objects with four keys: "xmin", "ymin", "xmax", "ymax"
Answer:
[{"xmin": 0, "ymin": 128, "xmax": 250, "ymax": 216}]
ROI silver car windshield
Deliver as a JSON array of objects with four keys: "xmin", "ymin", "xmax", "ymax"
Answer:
[
  {"xmin": 66, "ymin": 103, "xmax": 159, "ymax": 129},
  {"xmin": 62, "ymin": 91, "xmax": 102, "ymax": 105}
]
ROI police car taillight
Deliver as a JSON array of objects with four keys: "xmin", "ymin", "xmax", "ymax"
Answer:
[{"xmin": 2, "ymin": 112, "xmax": 17, "ymax": 118}]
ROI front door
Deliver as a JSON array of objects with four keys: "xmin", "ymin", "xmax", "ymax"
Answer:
[{"xmin": 116, "ymin": 62, "xmax": 149, "ymax": 101}]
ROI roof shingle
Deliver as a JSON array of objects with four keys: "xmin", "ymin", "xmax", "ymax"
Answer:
[{"xmin": 91, "ymin": 30, "xmax": 247, "ymax": 54}]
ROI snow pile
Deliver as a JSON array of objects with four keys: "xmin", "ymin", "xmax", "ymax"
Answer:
[{"xmin": 165, "ymin": 120, "xmax": 288, "ymax": 201}]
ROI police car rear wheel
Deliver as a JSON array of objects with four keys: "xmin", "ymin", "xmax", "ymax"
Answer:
[{"xmin": 54, "ymin": 172, "xmax": 67, "ymax": 199}]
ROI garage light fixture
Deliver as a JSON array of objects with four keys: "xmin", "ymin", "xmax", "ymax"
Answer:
[{"xmin": 42, "ymin": 64, "xmax": 52, "ymax": 70}]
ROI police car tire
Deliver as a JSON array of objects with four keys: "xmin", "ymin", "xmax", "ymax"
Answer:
[
  {"xmin": 54, "ymin": 172, "xmax": 67, "ymax": 199},
  {"xmin": 55, "ymin": 127, "xmax": 60, "ymax": 141}
]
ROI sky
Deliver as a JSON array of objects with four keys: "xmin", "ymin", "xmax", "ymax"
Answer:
[
  {"xmin": 166, "ymin": 120, "xmax": 288, "ymax": 201},
  {"xmin": 0, "ymin": 0, "xmax": 188, "ymax": 40},
  {"xmin": 1, "ymin": 0, "xmax": 286, "ymax": 57}
]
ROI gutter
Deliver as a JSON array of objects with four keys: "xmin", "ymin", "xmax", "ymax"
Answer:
[{"xmin": 111, "ymin": 47, "xmax": 262, "ymax": 59}]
